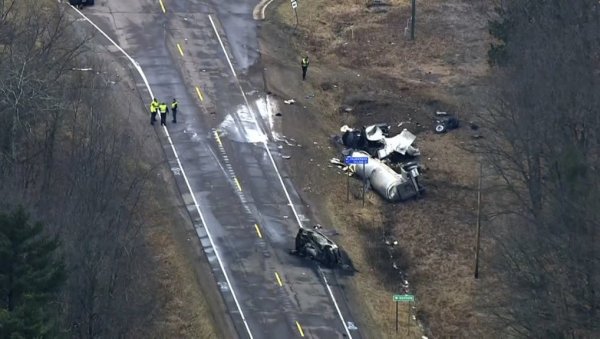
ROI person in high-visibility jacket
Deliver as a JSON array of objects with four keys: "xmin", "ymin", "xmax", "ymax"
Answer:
[
  {"xmin": 171, "ymin": 98, "xmax": 178, "ymax": 123},
  {"xmin": 301, "ymin": 55, "xmax": 309, "ymax": 81},
  {"xmin": 159, "ymin": 102, "xmax": 169, "ymax": 126},
  {"xmin": 150, "ymin": 98, "xmax": 159, "ymax": 125}
]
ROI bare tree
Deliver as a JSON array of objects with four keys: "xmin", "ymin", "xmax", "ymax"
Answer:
[
  {"xmin": 479, "ymin": 0, "xmax": 600, "ymax": 336},
  {"xmin": 0, "ymin": 1, "xmax": 168, "ymax": 337}
]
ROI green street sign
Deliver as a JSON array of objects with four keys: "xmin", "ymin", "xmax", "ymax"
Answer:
[{"xmin": 393, "ymin": 294, "xmax": 414, "ymax": 302}]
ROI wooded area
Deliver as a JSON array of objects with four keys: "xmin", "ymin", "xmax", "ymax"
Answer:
[
  {"xmin": 0, "ymin": 1, "xmax": 174, "ymax": 337},
  {"xmin": 480, "ymin": 0, "xmax": 600, "ymax": 336}
]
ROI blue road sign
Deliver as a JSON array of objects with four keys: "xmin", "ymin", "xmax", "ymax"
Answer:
[{"xmin": 345, "ymin": 156, "xmax": 369, "ymax": 165}]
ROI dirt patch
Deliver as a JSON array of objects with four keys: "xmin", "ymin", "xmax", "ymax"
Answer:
[{"xmin": 260, "ymin": 0, "xmax": 493, "ymax": 337}]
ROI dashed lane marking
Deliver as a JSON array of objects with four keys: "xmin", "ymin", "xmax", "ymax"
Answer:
[
  {"xmin": 254, "ymin": 224, "xmax": 262, "ymax": 238},
  {"xmin": 195, "ymin": 86, "xmax": 204, "ymax": 102},
  {"xmin": 295, "ymin": 321, "xmax": 305, "ymax": 337},
  {"xmin": 176, "ymin": 43, "xmax": 184, "ymax": 56},
  {"xmin": 274, "ymin": 272, "xmax": 283, "ymax": 287},
  {"xmin": 159, "ymin": 0, "xmax": 166, "ymax": 13}
]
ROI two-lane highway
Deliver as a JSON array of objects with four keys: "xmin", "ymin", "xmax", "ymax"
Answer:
[{"xmin": 70, "ymin": 1, "xmax": 362, "ymax": 338}]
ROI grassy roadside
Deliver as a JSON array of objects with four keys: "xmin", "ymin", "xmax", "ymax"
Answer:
[
  {"xmin": 263, "ymin": 0, "xmax": 494, "ymax": 337},
  {"xmin": 142, "ymin": 177, "xmax": 223, "ymax": 339}
]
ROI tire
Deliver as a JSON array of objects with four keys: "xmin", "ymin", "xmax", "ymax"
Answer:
[{"xmin": 435, "ymin": 124, "xmax": 446, "ymax": 133}]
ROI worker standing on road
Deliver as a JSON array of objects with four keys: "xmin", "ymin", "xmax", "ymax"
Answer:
[
  {"xmin": 301, "ymin": 55, "xmax": 310, "ymax": 81},
  {"xmin": 159, "ymin": 102, "xmax": 169, "ymax": 126},
  {"xmin": 171, "ymin": 98, "xmax": 178, "ymax": 123},
  {"xmin": 150, "ymin": 98, "xmax": 159, "ymax": 125}
]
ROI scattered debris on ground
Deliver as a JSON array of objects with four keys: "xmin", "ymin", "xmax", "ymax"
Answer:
[{"xmin": 433, "ymin": 112, "xmax": 460, "ymax": 134}]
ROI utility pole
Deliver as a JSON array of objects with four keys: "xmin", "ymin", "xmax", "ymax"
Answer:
[
  {"xmin": 474, "ymin": 161, "xmax": 483, "ymax": 279},
  {"xmin": 410, "ymin": 0, "xmax": 416, "ymax": 40}
]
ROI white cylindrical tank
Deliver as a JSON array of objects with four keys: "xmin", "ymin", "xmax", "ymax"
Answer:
[{"xmin": 351, "ymin": 151, "xmax": 405, "ymax": 201}]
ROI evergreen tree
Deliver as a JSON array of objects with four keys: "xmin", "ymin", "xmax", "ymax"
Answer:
[{"xmin": 0, "ymin": 207, "xmax": 66, "ymax": 339}]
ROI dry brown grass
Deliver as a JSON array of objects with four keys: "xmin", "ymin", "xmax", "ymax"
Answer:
[
  {"xmin": 145, "ymin": 222, "xmax": 219, "ymax": 338},
  {"xmin": 268, "ymin": 0, "xmax": 495, "ymax": 337}
]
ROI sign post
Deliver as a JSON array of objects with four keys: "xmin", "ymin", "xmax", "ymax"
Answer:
[
  {"xmin": 346, "ymin": 171, "xmax": 350, "ymax": 202},
  {"xmin": 410, "ymin": 0, "xmax": 416, "ymax": 40},
  {"xmin": 395, "ymin": 299, "xmax": 399, "ymax": 332},
  {"xmin": 393, "ymin": 294, "xmax": 414, "ymax": 334},
  {"xmin": 345, "ymin": 156, "xmax": 369, "ymax": 205},
  {"xmin": 362, "ymin": 161, "xmax": 366, "ymax": 206},
  {"xmin": 290, "ymin": 0, "xmax": 299, "ymax": 29}
]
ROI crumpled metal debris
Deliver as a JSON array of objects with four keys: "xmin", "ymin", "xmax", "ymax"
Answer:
[
  {"xmin": 349, "ymin": 150, "xmax": 423, "ymax": 201},
  {"xmin": 335, "ymin": 123, "xmax": 425, "ymax": 202},
  {"xmin": 340, "ymin": 124, "xmax": 420, "ymax": 160}
]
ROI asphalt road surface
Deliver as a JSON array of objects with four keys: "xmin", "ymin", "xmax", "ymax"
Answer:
[{"xmin": 70, "ymin": 1, "xmax": 364, "ymax": 338}]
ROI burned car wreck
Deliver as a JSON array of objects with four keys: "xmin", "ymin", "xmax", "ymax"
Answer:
[
  {"xmin": 335, "ymin": 124, "xmax": 425, "ymax": 202},
  {"xmin": 291, "ymin": 227, "xmax": 342, "ymax": 267}
]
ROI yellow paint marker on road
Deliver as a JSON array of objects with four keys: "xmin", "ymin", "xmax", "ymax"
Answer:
[
  {"xmin": 159, "ymin": 0, "xmax": 166, "ymax": 13},
  {"xmin": 234, "ymin": 177, "xmax": 242, "ymax": 191},
  {"xmin": 176, "ymin": 43, "xmax": 184, "ymax": 56},
  {"xmin": 274, "ymin": 272, "xmax": 283, "ymax": 287},
  {"xmin": 195, "ymin": 86, "xmax": 204, "ymax": 102},
  {"xmin": 254, "ymin": 224, "xmax": 262, "ymax": 238},
  {"xmin": 214, "ymin": 132, "xmax": 223, "ymax": 147},
  {"xmin": 295, "ymin": 321, "xmax": 305, "ymax": 337}
]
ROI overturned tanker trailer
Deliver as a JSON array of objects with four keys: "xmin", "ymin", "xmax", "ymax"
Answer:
[{"xmin": 350, "ymin": 150, "xmax": 424, "ymax": 201}]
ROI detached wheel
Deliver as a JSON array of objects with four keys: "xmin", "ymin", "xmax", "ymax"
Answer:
[{"xmin": 435, "ymin": 124, "xmax": 446, "ymax": 133}]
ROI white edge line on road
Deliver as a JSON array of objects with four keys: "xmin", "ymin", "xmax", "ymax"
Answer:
[
  {"xmin": 208, "ymin": 13, "xmax": 353, "ymax": 339},
  {"xmin": 69, "ymin": 5, "xmax": 254, "ymax": 339}
]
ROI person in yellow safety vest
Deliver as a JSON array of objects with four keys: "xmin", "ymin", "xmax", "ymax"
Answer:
[
  {"xmin": 171, "ymin": 98, "xmax": 178, "ymax": 123},
  {"xmin": 301, "ymin": 55, "xmax": 309, "ymax": 81},
  {"xmin": 150, "ymin": 98, "xmax": 159, "ymax": 125},
  {"xmin": 159, "ymin": 102, "xmax": 169, "ymax": 126}
]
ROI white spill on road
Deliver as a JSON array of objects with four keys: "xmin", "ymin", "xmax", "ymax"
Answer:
[{"xmin": 219, "ymin": 95, "xmax": 279, "ymax": 143}]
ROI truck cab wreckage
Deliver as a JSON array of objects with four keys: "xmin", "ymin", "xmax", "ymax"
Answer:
[{"xmin": 334, "ymin": 124, "xmax": 425, "ymax": 202}]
